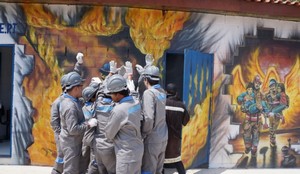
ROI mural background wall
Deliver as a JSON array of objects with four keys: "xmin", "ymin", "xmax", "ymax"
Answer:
[{"xmin": 0, "ymin": 2, "xmax": 299, "ymax": 169}]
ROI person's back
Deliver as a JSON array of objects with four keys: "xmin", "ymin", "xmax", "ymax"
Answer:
[
  {"xmin": 93, "ymin": 91, "xmax": 116, "ymax": 174},
  {"xmin": 141, "ymin": 65, "xmax": 168, "ymax": 174},
  {"xmin": 164, "ymin": 83, "xmax": 190, "ymax": 174},
  {"xmin": 104, "ymin": 74, "xmax": 144, "ymax": 174}
]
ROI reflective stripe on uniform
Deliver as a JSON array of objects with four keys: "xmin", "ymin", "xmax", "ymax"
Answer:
[
  {"xmin": 165, "ymin": 106, "xmax": 184, "ymax": 112},
  {"xmin": 164, "ymin": 156, "xmax": 181, "ymax": 164}
]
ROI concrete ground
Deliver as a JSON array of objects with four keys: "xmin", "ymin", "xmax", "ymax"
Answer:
[{"xmin": 0, "ymin": 165, "xmax": 300, "ymax": 174}]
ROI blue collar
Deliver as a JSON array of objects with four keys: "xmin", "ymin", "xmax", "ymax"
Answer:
[
  {"xmin": 119, "ymin": 96, "xmax": 133, "ymax": 104},
  {"xmin": 152, "ymin": 84, "xmax": 161, "ymax": 89},
  {"xmin": 85, "ymin": 101, "xmax": 93, "ymax": 106},
  {"xmin": 63, "ymin": 93, "xmax": 79, "ymax": 103}
]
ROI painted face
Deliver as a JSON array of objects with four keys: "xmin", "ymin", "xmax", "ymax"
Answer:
[
  {"xmin": 247, "ymin": 87, "xmax": 253, "ymax": 94},
  {"xmin": 269, "ymin": 84, "xmax": 277, "ymax": 94},
  {"xmin": 277, "ymin": 86, "xmax": 282, "ymax": 93},
  {"xmin": 254, "ymin": 82, "xmax": 261, "ymax": 90}
]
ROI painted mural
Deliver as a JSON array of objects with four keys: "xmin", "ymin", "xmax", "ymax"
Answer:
[{"xmin": 0, "ymin": 2, "xmax": 299, "ymax": 170}]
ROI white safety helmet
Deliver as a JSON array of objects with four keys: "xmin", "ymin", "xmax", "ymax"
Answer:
[
  {"xmin": 104, "ymin": 74, "xmax": 128, "ymax": 94},
  {"xmin": 82, "ymin": 86, "xmax": 98, "ymax": 102},
  {"xmin": 65, "ymin": 71, "xmax": 85, "ymax": 90},
  {"xmin": 143, "ymin": 65, "xmax": 160, "ymax": 81}
]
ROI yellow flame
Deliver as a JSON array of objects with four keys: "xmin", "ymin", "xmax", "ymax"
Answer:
[
  {"xmin": 182, "ymin": 96, "xmax": 209, "ymax": 167},
  {"xmin": 228, "ymin": 65, "xmax": 247, "ymax": 123},
  {"xmin": 22, "ymin": 4, "xmax": 66, "ymax": 29},
  {"xmin": 77, "ymin": 6, "xmax": 123, "ymax": 36},
  {"xmin": 126, "ymin": 8, "xmax": 190, "ymax": 61},
  {"xmin": 25, "ymin": 27, "xmax": 63, "ymax": 165},
  {"xmin": 281, "ymin": 56, "xmax": 300, "ymax": 128},
  {"xmin": 181, "ymin": 65, "xmax": 214, "ymax": 167},
  {"xmin": 243, "ymin": 48, "xmax": 265, "ymax": 83}
]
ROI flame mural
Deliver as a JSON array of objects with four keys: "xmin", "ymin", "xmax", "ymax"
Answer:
[
  {"xmin": 18, "ymin": 4, "xmax": 191, "ymax": 165},
  {"xmin": 126, "ymin": 8, "xmax": 190, "ymax": 61}
]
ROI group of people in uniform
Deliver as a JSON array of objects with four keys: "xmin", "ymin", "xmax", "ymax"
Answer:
[
  {"xmin": 237, "ymin": 75, "xmax": 289, "ymax": 157},
  {"xmin": 50, "ymin": 52, "xmax": 190, "ymax": 174}
]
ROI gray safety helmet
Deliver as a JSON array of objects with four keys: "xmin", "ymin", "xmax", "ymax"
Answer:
[
  {"xmin": 60, "ymin": 74, "xmax": 68, "ymax": 89},
  {"xmin": 143, "ymin": 65, "xmax": 160, "ymax": 81},
  {"xmin": 104, "ymin": 74, "xmax": 128, "ymax": 94},
  {"xmin": 65, "ymin": 71, "xmax": 85, "ymax": 90},
  {"xmin": 82, "ymin": 86, "xmax": 98, "ymax": 102}
]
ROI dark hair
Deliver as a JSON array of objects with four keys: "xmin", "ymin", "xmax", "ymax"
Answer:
[
  {"xmin": 246, "ymin": 82, "xmax": 254, "ymax": 90},
  {"xmin": 144, "ymin": 77, "xmax": 159, "ymax": 86},
  {"xmin": 166, "ymin": 83, "xmax": 177, "ymax": 96},
  {"xmin": 277, "ymin": 83, "xmax": 285, "ymax": 93},
  {"xmin": 115, "ymin": 88, "xmax": 130, "ymax": 97}
]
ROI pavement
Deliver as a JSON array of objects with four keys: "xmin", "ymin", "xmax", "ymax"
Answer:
[{"xmin": 1, "ymin": 165, "xmax": 300, "ymax": 174}]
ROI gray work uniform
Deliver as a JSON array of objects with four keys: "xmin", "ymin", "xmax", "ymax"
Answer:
[
  {"xmin": 59, "ymin": 93, "xmax": 88, "ymax": 174},
  {"xmin": 50, "ymin": 94, "xmax": 64, "ymax": 174},
  {"xmin": 82, "ymin": 101, "xmax": 99, "ymax": 174},
  {"xmin": 141, "ymin": 84, "xmax": 168, "ymax": 174},
  {"xmin": 93, "ymin": 95, "xmax": 116, "ymax": 174},
  {"xmin": 105, "ymin": 96, "xmax": 144, "ymax": 174}
]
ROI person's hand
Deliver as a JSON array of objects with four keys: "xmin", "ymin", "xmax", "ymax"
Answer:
[
  {"xmin": 135, "ymin": 64, "xmax": 144, "ymax": 75},
  {"xmin": 145, "ymin": 54, "xmax": 154, "ymax": 67},
  {"xmin": 87, "ymin": 118, "xmax": 98, "ymax": 128},
  {"xmin": 124, "ymin": 61, "xmax": 133, "ymax": 75},
  {"xmin": 109, "ymin": 60, "xmax": 118, "ymax": 73},
  {"xmin": 91, "ymin": 77, "xmax": 102, "ymax": 85},
  {"xmin": 76, "ymin": 52, "xmax": 84, "ymax": 64}
]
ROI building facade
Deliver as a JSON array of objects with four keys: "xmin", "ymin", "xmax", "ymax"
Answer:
[{"xmin": 0, "ymin": 0, "xmax": 299, "ymax": 169}]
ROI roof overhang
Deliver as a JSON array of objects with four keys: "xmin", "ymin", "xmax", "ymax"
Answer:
[{"xmin": 1, "ymin": 0, "xmax": 299, "ymax": 21}]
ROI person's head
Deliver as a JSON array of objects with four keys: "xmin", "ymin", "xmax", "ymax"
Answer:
[
  {"xmin": 253, "ymin": 75, "xmax": 262, "ymax": 91},
  {"xmin": 98, "ymin": 62, "xmax": 110, "ymax": 79},
  {"xmin": 105, "ymin": 74, "xmax": 129, "ymax": 102},
  {"xmin": 277, "ymin": 83, "xmax": 285, "ymax": 93},
  {"xmin": 82, "ymin": 86, "xmax": 98, "ymax": 103},
  {"xmin": 246, "ymin": 82, "xmax": 254, "ymax": 95},
  {"xmin": 143, "ymin": 65, "xmax": 160, "ymax": 88},
  {"xmin": 65, "ymin": 71, "xmax": 85, "ymax": 98},
  {"xmin": 269, "ymin": 79, "xmax": 277, "ymax": 93},
  {"xmin": 166, "ymin": 83, "xmax": 177, "ymax": 96}
]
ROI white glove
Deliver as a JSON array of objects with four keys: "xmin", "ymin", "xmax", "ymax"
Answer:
[
  {"xmin": 145, "ymin": 54, "xmax": 154, "ymax": 67},
  {"xmin": 135, "ymin": 64, "xmax": 145, "ymax": 75},
  {"xmin": 87, "ymin": 118, "xmax": 98, "ymax": 128},
  {"xmin": 109, "ymin": 60, "xmax": 118, "ymax": 73},
  {"xmin": 269, "ymin": 112, "xmax": 274, "ymax": 117},
  {"xmin": 76, "ymin": 52, "xmax": 84, "ymax": 64},
  {"xmin": 124, "ymin": 61, "xmax": 133, "ymax": 75},
  {"xmin": 91, "ymin": 77, "xmax": 102, "ymax": 85}
]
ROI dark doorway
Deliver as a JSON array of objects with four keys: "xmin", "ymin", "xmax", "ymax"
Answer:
[
  {"xmin": 0, "ymin": 45, "xmax": 14, "ymax": 157},
  {"xmin": 165, "ymin": 53, "xmax": 184, "ymax": 100}
]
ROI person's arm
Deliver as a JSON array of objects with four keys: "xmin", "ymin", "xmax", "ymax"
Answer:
[
  {"xmin": 182, "ymin": 103, "xmax": 190, "ymax": 126},
  {"xmin": 50, "ymin": 98, "xmax": 61, "ymax": 134},
  {"xmin": 141, "ymin": 90, "xmax": 155, "ymax": 136},
  {"xmin": 104, "ymin": 109, "xmax": 125, "ymax": 140},
  {"xmin": 64, "ymin": 105, "xmax": 87, "ymax": 135},
  {"xmin": 74, "ymin": 52, "xmax": 84, "ymax": 75}
]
